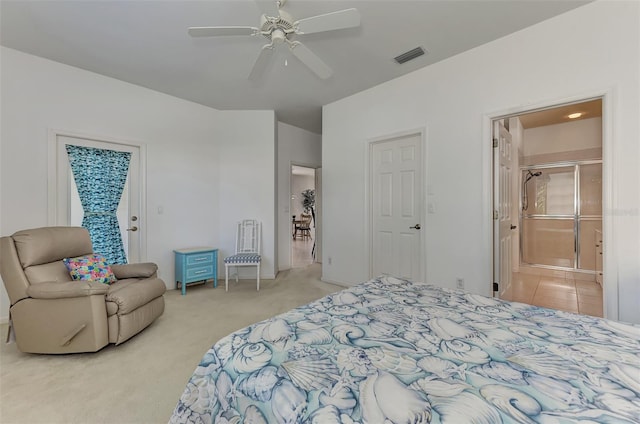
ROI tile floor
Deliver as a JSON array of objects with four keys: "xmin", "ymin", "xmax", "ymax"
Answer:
[
  {"xmin": 291, "ymin": 228, "xmax": 315, "ymax": 268},
  {"xmin": 501, "ymin": 269, "xmax": 603, "ymax": 317}
]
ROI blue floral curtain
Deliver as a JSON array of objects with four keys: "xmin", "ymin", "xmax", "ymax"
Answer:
[{"xmin": 65, "ymin": 145, "xmax": 131, "ymax": 264}]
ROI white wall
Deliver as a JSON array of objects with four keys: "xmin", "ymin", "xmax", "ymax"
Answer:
[
  {"xmin": 216, "ymin": 110, "xmax": 277, "ymax": 279},
  {"xmin": 276, "ymin": 122, "xmax": 321, "ymax": 270},
  {"xmin": 0, "ymin": 47, "xmax": 276, "ymax": 320},
  {"xmin": 322, "ymin": 1, "xmax": 640, "ymax": 323},
  {"xmin": 524, "ymin": 117, "xmax": 602, "ymax": 157}
]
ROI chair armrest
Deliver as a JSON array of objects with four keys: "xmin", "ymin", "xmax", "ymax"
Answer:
[
  {"xmin": 27, "ymin": 281, "xmax": 109, "ymax": 299},
  {"xmin": 110, "ymin": 263, "xmax": 158, "ymax": 279}
]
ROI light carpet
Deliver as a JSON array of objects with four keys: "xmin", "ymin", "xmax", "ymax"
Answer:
[{"xmin": 0, "ymin": 264, "xmax": 342, "ymax": 424}]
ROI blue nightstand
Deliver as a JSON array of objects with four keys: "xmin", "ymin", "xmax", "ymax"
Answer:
[{"xmin": 174, "ymin": 247, "xmax": 218, "ymax": 295}]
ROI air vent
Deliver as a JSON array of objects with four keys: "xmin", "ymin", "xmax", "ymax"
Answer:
[{"xmin": 394, "ymin": 47, "xmax": 426, "ymax": 64}]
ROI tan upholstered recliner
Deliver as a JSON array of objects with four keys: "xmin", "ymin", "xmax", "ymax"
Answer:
[{"xmin": 0, "ymin": 226, "xmax": 166, "ymax": 354}]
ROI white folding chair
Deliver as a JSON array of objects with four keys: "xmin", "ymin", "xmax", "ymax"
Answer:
[{"xmin": 223, "ymin": 219, "xmax": 261, "ymax": 291}]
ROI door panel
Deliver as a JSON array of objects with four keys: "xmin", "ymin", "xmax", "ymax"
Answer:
[
  {"xmin": 494, "ymin": 121, "xmax": 514, "ymax": 296},
  {"xmin": 371, "ymin": 133, "xmax": 422, "ymax": 281},
  {"xmin": 400, "ymin": 170, "xmax": 415, "ymax": 216},
  {"xmin": 54, "ymin": 134, "xmax": 142, "ymax": 262}
]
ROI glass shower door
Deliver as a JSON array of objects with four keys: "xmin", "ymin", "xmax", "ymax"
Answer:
[
  {"xmin": 521, "ymin": 166, "xmax": 575, "ymax": 268},
  {"xmin": 520, "ymin": 161, "xmax": 602, "ymax": 271}
]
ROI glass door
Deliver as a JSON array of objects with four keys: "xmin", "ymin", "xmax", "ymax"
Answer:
[{"xmin": 520, "ymin": 161, "xmax": 602, "ymax": 271}]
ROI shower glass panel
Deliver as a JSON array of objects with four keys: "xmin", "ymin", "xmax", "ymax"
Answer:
[
  {"xmin": 523, "ymin": 166, "xmax": 574, "ymax": 215},
  {"xmin": 578, "ymin": 219, "xmax": 602, "ymax": 270},
  {"xmin": 520, "ymin": 161, "xmax": 602, "ymax": 272},
  {"xmin": 522, "ymin": 218, "xmax": 575, "ymax": 267},
  {"xmin": 580, "ymin": 163, "xmax": 603, "ymax": 216}
]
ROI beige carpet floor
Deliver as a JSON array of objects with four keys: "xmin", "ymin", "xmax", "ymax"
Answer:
[{"xmin": 0, "ymin": 264, "xmax": 341, "ymax": 424}]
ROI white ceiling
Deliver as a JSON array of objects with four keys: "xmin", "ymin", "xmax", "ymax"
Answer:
[
  {"xmin": 292, "ymin": 165, "xmax": 315, "ymax": 176},
  {"xmin": 0, "ymin": 0, "xmax": 590, "ymax": 134}
]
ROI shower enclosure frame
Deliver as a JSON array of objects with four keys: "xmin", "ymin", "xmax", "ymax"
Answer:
[{"xmin": 519, "ymin": 158, "xmax": 602, "ymax": 273}]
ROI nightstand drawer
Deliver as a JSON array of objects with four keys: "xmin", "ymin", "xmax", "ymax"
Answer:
[
  {"xmin": 186, "ymin": 265, "xmax": 214, "ymax": 281},
  {"xmin": 186, "ymin": 252, "xmax": 215, "ymax": 266}
]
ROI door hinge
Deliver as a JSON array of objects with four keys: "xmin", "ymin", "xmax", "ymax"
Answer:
[
  {"xmin": 492, "ymin": 138, "xmax": 498, "ymax": 148},
  {"xmin": 493, "ymin": 210, "xmax": 498, "ymax": 220},
  {"xmin": 493, "ymin": 282, "xmax": 499, "ymax": 292}
]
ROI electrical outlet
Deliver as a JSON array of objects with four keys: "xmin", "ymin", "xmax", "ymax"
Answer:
[{"xmin": 456, "ymin": 278, "xmax": 464, "ymax": 290}]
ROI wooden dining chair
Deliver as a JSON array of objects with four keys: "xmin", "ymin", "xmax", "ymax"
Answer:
[{"xmin": 295, "ymin": 213, "xmax": 312, "ymax": 240}]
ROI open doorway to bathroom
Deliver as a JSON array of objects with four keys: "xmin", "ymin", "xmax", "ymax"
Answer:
[
  {"xmin": 291, "ymin": 165, "xmax": 316, "ymax": 268},
  {"xmin": 494, "ymin": 99, "xmax": 603, "ymax": 317}
]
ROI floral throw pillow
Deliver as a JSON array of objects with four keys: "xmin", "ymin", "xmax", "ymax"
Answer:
[{"xmin": 63, "ymin": 253, "xmax": 117, "ymax": 285}]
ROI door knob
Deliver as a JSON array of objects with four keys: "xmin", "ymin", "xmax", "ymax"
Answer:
[
  {"xmin": 127, "ymin": 226, "xmax": 138, "ymax": 232},
  {"xmin": 510, "ymin": 225, "xmax": 517, "ymax": 230},
  {"xmin": 410, "ymin": 224, "xmax": 421, "ymax": 230}
]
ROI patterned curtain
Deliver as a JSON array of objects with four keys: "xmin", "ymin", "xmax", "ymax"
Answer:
[{"xmin": 65, "ymin": 145, "xmax": 131, "ymax": 264}]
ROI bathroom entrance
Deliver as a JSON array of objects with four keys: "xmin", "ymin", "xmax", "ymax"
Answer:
[{"xmin": 493, "ymin": 98, "xmax": 604, "ymax": 317}]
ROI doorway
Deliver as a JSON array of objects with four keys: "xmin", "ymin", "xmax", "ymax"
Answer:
[
  {"xmin": 290, "ymin": 165, "xmax": 316, "ymax": 268},
  {"xmin": 50, "ymin": 131, "xmax": 145, "ymax": 262},
  {"xmin": 492, "ymin": 99, "xmax": 603, "ymax": 317}
]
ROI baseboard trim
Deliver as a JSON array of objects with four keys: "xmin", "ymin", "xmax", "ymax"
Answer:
[
  {"xmin": 169, "ymin": 274, "xmax": 278, "ymax": 291},
  {"xmin": 320, "ymin": 277, "xmax": 350, "ymax": 288}
]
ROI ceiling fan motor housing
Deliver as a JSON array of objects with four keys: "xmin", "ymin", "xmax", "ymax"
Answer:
[{"xmin": 260, "ymin": 11, "xmax": 294, "ymax": 42}]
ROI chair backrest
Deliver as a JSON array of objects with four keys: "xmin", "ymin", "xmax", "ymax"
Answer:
[
  {"xmin": 0, "ymin": 227, "xmax": 93, "ymax": 304},
  {"xmin": 300, "ymin": 213, "xmax": 312, "ymax": 227},
  {"xmin": 235, "ymin": 220, "xmax": 261, "ymax": 254}
]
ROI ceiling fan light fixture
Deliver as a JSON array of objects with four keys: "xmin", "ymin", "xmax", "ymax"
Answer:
[
  {"xmin": 271, "ymin": 28, "xmax": 286, "ymax": 44},
  {"xmin": 394, "ymin": 46, "xmax": 426, "ymax": 64}
]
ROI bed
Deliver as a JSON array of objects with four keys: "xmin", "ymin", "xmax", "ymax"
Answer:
[{"xmin": 170, "ymin": 275, "xmax": 640, "ymax": 423}]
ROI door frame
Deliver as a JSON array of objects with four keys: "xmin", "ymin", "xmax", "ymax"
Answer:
[
  {"xmin": 365, "ymin": 127, "xmax": 428, "ymax": 282},
  {"xmin": 484, "ymin": 89, "xmax": 615, "ymax": 320},
  {"xmin": 47, "ymin": 128, "xmax": 148, "ymax": 261}
]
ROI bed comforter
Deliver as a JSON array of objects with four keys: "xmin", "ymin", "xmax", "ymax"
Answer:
[{"xmin": 170, "ymin": 275, "xmax": 640, "ymax": 423}]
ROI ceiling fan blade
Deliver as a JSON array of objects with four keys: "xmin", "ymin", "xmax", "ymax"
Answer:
[
  {"xmin": 294, "ymin": 8, "xmax": 360, "ymax": 35},
  {"xmin": 289, "ymin": 41, "xmax": 333, "ymax": 79},
  {"xmin": 188, "ymin": 26, "xmax": 258, "ymax": 37},
  {"xmin": 249, "ymin": 45, "xmax": 275, "ymax": 81}
]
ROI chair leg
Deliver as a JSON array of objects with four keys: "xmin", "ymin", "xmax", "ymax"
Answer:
[
  {"xmin": 225, "ymin": 264, "xmax": 229, "ymax": 291},
  {"xmin": 235, "ymin": 266, "xmax": 239, "ymax": 283},
  {"xmin": 257, "ymin": 263, "xmax": 260, "ymax": 291}
]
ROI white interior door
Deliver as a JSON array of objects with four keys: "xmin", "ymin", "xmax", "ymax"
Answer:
[
  {"xmin": 371, "ymin": 133, "xmax": 423, "ymax": 281},
  {"xmin": 493, "ymin": 121, "xmax": 514, "ymax": 297},
  {"xmin": 53, "ymin": 134, "xmax": 142, "ymax": 262}
]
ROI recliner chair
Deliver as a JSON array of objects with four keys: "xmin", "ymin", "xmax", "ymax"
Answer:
[{"xmin": 0, "ymin": 226, "xmax": 166, "ymax": 354}]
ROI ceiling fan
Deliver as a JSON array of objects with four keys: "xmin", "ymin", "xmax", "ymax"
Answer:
[{"xmin": 188, "ymin": 0, "xmax": 360, "ymax": 80}]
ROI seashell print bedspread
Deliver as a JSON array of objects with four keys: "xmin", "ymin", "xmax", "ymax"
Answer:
[{"xmin": 170, "ymin": 275, "xmax": 640, "ymax": 423}]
